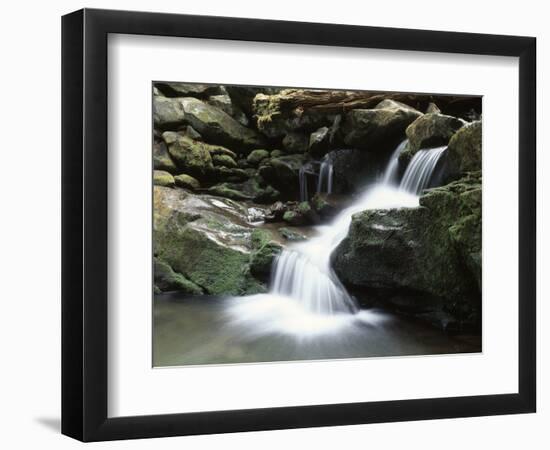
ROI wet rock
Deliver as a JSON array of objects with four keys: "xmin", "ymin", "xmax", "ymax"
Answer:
[
  {"xmin": 282, "ymin": 201, "xmax": 319, "ymax": 225},
  {"xmin": 279, "ymin": 227, "xmax": 307, "ymax": 241},
  {"xmin": 153, "ymin": 170, "xmax": 175, "ymax": 187},
  {"xmin": 332, "ymin": 173, "xmax": 481, "ymax": 329},
  {"xmin": 264, "ymin": 201, "xmax": 287, "ymax": 222},
  {"xmin": 174, "ymin": 174, "xmax": 200, "ymax": 190},
  {"xmin": 153, "ymin": 142, "xmax": 177, "ymax": 172},
  {"xmin": 154, "ymin": 186, "xmax": 267, "ymax": 295},
  {"xmin": 311, "ymin": 193, "xmax": 339, "ymax": 219}
]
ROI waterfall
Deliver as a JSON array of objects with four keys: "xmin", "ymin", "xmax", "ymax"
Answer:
[
  {"xmin": 227, "ymin": 141, "xmax": 448, "ymax": 336},
  {"xmin": 382, "ymin": 139, "xmax": 408, "ymax": 185},
  {"xmin": 317, "ymin": 156, "xmax": 334, "ymax": 195},
  {"xmin": 400, "ymin": 146, "xmax": 447, "ymax": 195},
  {"xmin": 299, "ymin": 166, "xmax": 309, "ymax": 202}
]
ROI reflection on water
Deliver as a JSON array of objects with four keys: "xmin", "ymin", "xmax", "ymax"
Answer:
[{"xmin": 153, "ymin": 293, "xmax": 481, "ymax": 367}]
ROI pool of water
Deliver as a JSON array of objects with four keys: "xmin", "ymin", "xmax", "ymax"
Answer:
[{"xmin": 153, "ymin": 293, "xmax": 481, "ymax": 367}]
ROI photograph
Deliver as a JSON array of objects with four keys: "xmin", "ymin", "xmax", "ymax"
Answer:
[{"xmin": 152, "ymin": 82, "xmax": 482, "ymax": 367}]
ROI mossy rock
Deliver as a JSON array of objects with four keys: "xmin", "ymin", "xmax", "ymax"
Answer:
[
  {"xmin": 247, "ymin": 149, "xmax": 270, "ymax": 166},
  {"xmin": 308, "ymin": 126, "xmax": 330, "ymax": 157},
  {"xmin": 212, "ymin": 154, "xmax": 238, "ymax": 168},
  {"xmin": 154, "ymin": 186, "xmax": 266, "ymax": 295},
  {"xmin": 162, "ymin": 132, "xmax": 213, "ymax": 177},
  {"xmin": 332, "ymin": 173, "xmax": 481, "ymax": 329},
  {"xmin": 179, "ymin": 97, "xmax": 265, "ymax": 152},
  {"xmin": 153, "ymin": 170, "xmax": 175, "ymax": 187},
  {"xmin": 153, "ymin": 142, "xmax": 177, "ymax": 172},
  {"xmin": 174, "ymin": 174, "xmax": 200, "ymax": 190},
  {"xmin": 154, "ymin": 258, "xmax": 203, "ymax": 294},
  {"xmin": 249, "ymin": 229, "xmax": 282, "ymax": 279},
  {"xmin": 445, "ymin": 121, "xmax": 482, "ymax": 181}
]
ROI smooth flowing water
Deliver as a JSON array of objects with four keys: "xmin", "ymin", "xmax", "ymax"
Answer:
[
  {"xmin": 222, "ymin": 143, "xmax": 448, "ymax": 337},
  {"xmin": 153, "ymin": 143, "xmax": 462, "ymax": 366},
  {"xmin": 317, "ymin": 156, "xmax": 334, "ymax": 195}
]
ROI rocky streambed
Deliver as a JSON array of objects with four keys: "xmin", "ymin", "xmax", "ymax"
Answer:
[{"xmin": 153, "ymin": 82, "xmax": 482, "ymax": 336}]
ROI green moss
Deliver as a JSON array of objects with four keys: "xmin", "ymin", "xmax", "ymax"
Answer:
[
  {"xmin": 247, "ymin": 149, "xmax": 270, "ymax": 166},
  {"xmin": 174, "ymin": 173, "xmax": 200, "ymax": 190},
  {"xmin": 212, "ymin": 154, "xmax": 238, "ymax": 168},
  {"xmin": 154, "ymin": 258, "xmax": 203, "ymax": 294},
  {"xmin": 153, "ymin": 170, "xmax": 175, "ymax": 187}
]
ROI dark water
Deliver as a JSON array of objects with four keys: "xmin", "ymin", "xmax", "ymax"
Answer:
[{"xmin": 153, "ymin": 293, "xmax": 481, "ymax": 367}]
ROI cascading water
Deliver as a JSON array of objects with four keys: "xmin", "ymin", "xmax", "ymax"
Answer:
[
  {"xmin": 317, "ymin": 156, "xmax": 334, "ymax": 195},
  {"xmin": 400, "ymin": 146, "xmax": 447, "ymax": 194},
  {"xmin": 382, "ymin": 139, "xmax": 408, "ymax": 185},
  {"xmin": 227, "ymin": 143, "xmax": 448, "ymax": 336}
]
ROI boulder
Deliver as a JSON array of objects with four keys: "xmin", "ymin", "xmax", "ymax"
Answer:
[
  {"xmin": 246, "ymin": 149, "xmax": 270, "ymax": 166},
  {"xmin": 153, "ymin": 96, "xmax": 185, "ymax": 129},
  {"xmin": 174, "ymin": 173, "xmax": 200, "ymax": 190},
  {"xmin": 154, "ymin": 258, "xmax": 203, "ymax": 294},
  {"xmin": 401, "ymin": 113, "xmax": 465, "ymax": 162},
  {"xmin": 258, "ymin": 154, "xmax": 309, "ymax": 197},
  {"xmin": 154, "ymin": 186, "xmax": 267, "ymax": 295},
  {"xmin": 153, "ymin": 170, "xmax": 175, "ymax": 187},
  {"xmin": 210, "ymin": 166, "xmax": 249, "ymax": 182},
  {"xmin": 445, "ymin": 121, "xmax": 482, "ymax": 181},
  {"xmin": 154, "ymin": 82, "xmax": 222, "ymax": 98},
  {"xmin": 207, "ymin": 94, "xmax": 249, "ymax": 126},
  {"xmin": 153, "ymin": 142, "xmax": 177, "ymax": 172},
  {"xmin": 207, "ymin": 178, "xmax": 280, "ymax": 203},
  {"xmin": 179, "ymin": 97, "xmax": 266, "ymax": 152},
  {"xmin": 308, "ymin": 126, "xmax": 330, "ymax": 157},
  {"xmin": 212, "ymin": 154, "xmax": 238, "ymax": 168},
  {"xmin": 342, "ymin": 104, "xmax": 422, "ymax": 153},
  {"xmin": 162, "ymin": 132, "xmax": 213, "ymax": 177},
  {"xmin": 332, "ymin": 173, "xmax": 481, "ymax": 329},
  {"xmin": 282, "ymin": 201, "xmax": 319, "ymax": 225}
]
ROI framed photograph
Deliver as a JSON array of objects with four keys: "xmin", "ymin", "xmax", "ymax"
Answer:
[{"xmin": 62, "ymin": 8, "xmax": 536, "ymax": 441}]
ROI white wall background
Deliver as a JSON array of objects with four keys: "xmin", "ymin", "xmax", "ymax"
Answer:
[{"xmin": 0, "ymin": 0, "xmax": 546, "ymax": 448}]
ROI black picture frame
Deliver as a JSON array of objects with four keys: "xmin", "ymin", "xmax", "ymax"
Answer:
[{"xmin": 62, "ymin": 8, "xmax": 536, "ymax": 442}]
